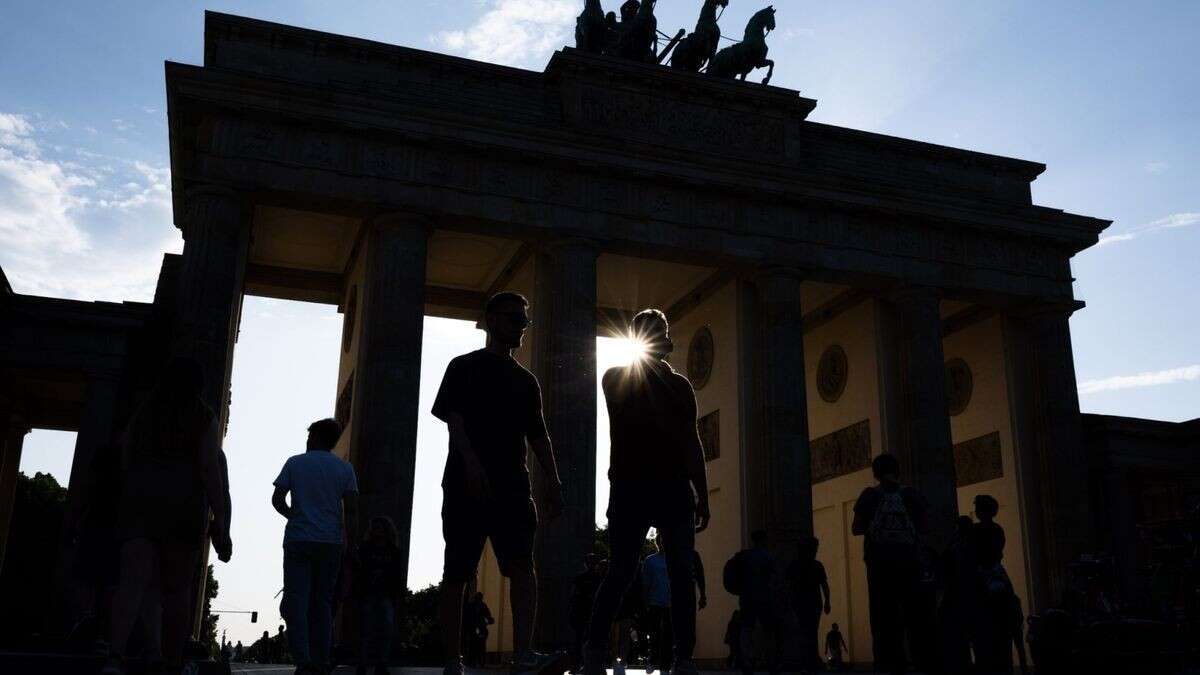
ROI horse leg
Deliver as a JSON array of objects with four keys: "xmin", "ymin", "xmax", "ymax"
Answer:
[{"xmin": 762, "ymin": 59, "xmax": 775, "ymax": 85}]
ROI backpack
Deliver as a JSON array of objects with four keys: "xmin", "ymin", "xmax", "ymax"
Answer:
[
  {"xmin": 867, "ymin": 488, "xmax": 918, "ymax": 549},
  {"xmin": 723, "ymin": 550, "xmax": 747, "ymax": 596}
]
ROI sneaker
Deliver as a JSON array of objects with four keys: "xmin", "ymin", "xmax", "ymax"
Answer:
[
  {"xmin": 670, "ymin": 660, "xmax": 700, "ymax": 675},
  {"xmin": 444, "ymin": 659, "xmax": 466, "ymax": 675},
  {"xmin": 646, "ymin": 666, "xmax": 656, "ymax": 675},
  {"xmin": 511, "ymin": 650, "xmax": 571, "ymax": 675}
]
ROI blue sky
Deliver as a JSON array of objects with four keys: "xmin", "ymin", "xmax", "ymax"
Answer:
[{"xmin": 5, "ymin": 0, "xmax": 1197, "ymax": 646}]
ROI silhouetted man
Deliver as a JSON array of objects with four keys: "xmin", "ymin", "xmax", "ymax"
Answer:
[
  {"xmin": 787, "ymin": 535, "xmax": 831, "ymax": 671},
  {"xmin": 433, "ymin": 291, "xmax": 566, "ymax": 675},
  {"xmin": 464, "ymin": 592, "xmax": 495, "ymax": 667},
  {"xmin": 272, "ymin": 418, "xmax": 358, "ymax": 674},
  {"xmin": 825, "ymin": 623, "xmax": 849, "ymax": 672},
  {"xmin": 852, "ymin": 453, "xmax": 928, "ymax": 675},
  {"xmin": 731, "ymin": 530, "xmax": 782, "ymax": 675},
  {"xmin": 971, "ymin": 494, "xmax": 1019, "ymax": 675},
  {"xmin": 582, "ymin": 309, "xmax": 710, "ymax": 675},
  {"xmin": 643, "ymin": 534, "xmax": 708, "ymax": 673}
]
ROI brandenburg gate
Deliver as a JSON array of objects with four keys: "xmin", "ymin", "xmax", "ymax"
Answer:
[{"xmin": 4, "ymin": 11, "xmax": 1111, "ymax": 664}]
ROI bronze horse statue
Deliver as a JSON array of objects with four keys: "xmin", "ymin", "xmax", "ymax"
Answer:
[
  {"xmin": 706, "ymin": 5, "xmax": 776, "ymax": 84},
  {"xmin": 614, "ymin": 0, "xmax": 659, "ymax": 63},
  {"xmin": 670, "ymin": 0, "xmax": 730, "ymax": 73},
  {"xmin": 575, "ymin": 0, "xmax": 607, "ymax": 54}
]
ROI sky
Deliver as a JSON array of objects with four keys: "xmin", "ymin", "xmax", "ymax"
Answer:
[{"xmin": 4, "ymin": 0, "xmax": 1198, "ymax": 647}]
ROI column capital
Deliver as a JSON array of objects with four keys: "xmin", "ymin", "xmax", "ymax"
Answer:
[
  {"xmin": 533, "ymin": 236, "xmax": 601, "ymax": 259},
  {"xmin": 883, "ymin": 284, "xmax": 943, "ymax": 305},
  {"xmin": 177, "ymin": 184, "xmax": 247, "ymax": 241},
  {"xmin": 368, "ymin": 212, "xmax": 434, "ymax": 237},
  {"xmin": 1012, "ymin": 299, "xmax": 1084, "ymax": 321}
]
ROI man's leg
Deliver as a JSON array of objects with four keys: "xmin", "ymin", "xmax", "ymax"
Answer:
[
  {"xmin": 584, "ymin": 511, "xmax": 648, "ymax": 661},
  {"xmin": 109, "ymin": 539, "xmax": 158, "ymax": 658},
  {"xmin": 440, "ymin": 581, "xmax": 468, "ymax": 666},
  {"xmin": 160, "ymin": 540, "xmax": 202, "ymax": 666},
  {"xmin": 309, "ymin": 543, "xmax": 343, "ymax": 667},
  {"xmin": 281, "ymin": 542, "xmax": 315, "ymax": 666},
  {"xmin": 506, "ymin": 557, "xmax": 537, "ymax": 658},
  {"xmin": 738, "ymin": 612, "xmax": 756, "ymax": 675},
  {"xmin": 659, "ymin": 512, "xmax": 696, "ymax": 666},
  {"xmin": 866, "ymin": 563, "xmax": 903, "ymax": 673}
]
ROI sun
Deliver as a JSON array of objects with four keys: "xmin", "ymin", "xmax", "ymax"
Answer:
[{"xmin": 607, "ymin": 334, "xmax": 650, "ymax": 367}]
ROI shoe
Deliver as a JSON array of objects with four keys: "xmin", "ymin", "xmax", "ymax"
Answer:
[
  {"xmin": 614, "ymin": 658, "xmax": 626, "ymax": 675},
  {"xmin": 670, "ymin": 660, "xmax": 700, "ymax": 675},
  {"xmin": 511, "ymin": 650, "xmax": 572, "ymax": 675},
  {"xmin": 98, "ymin": 656, "xmax": 125, "ymax": 675},
  {"xmin": 444, "ymin": 659, "xmax": 466, "ymax": 675},
  {"xmin": 646, "ymin": 666, "xmax": 656, "ymax": 674}
]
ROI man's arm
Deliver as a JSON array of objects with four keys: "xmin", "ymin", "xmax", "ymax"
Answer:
[
  {"xmin": 819, "ymin": 564, "xmax": 832, "ymax": 613},
  {"xmin": 529, "ymin": 436, "xmax": 563, "ymax": 519},
  {"xmin": 272, "ymin": 486, "xmax": 291, "ymax": 519},
  {"xmin": 199, "ymin": 419, "xmax": 232, "ymax": 562},
  {"xmin": 679, "ymin": 381, "xmax": 710, "ymax": 532},
  {"xmin": 343, "ymin": 491, "xmax": 360, "ymax": 555},
  {"xmin": 693, "ymin": 550, "xmax": 708, "ymax": 608},
  {"xmin": 851, "ymin": 490, "xmax": 872, "ymax": 536}
]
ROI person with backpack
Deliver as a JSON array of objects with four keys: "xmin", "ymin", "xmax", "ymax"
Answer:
[
  {"xmin": 851, "ymin": 453, "xmax": 928, "ymax": 675},
  {"xmin": 725, "ymin": 530, "xmax": 783, "ymax": 675}
]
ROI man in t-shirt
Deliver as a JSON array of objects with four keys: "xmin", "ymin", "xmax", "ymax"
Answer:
[
  {"xmin": 786, "ymin": 535, "xmax": 831, "ymax": 671},
  {"xmin": 272, "ymin": 418, "xmax": 359, "ymax": 674},
  {"xmin": 582, "ymin": 309, "xmax": 710, "ymax": 675},
  {"xmin": 433, "ymin": 291, "xmax": 566, "ymax": 675},
  {"xmin": 851, "ymin": 453, "xmax": 927, "ymax": 675},
  {"xmin": 733, "ymin": 530, "xmax": 782, "ymax": 675}
]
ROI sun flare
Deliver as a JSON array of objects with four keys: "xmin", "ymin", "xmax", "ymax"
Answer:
[{"xmin": 610, "ymin": 334, "xmax": 650, "ymax": 366}]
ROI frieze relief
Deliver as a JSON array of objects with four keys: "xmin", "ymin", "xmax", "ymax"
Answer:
[
  {"xmin": 954, "ymin": 431, "xmax": 1004, "ymax": 487},
  {"xmin": 811, "ymin": 419, "xmax": 872, "ymax": 484}
]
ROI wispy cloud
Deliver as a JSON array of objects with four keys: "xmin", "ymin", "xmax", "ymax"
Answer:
[
  {"xmin": 1144, "ymin": 161, "xmax": 1169, "ymax": 174},
  {"xmin": 0, "ymin": 111, "xmax": 181, "ymax": 302},
  {"xmin": 432, "ymin": 0, "xmax": 576, "ymax": 67},
  {"xmin": 1079, "ymin": 364, "xmax": 1200, "ymax": 395},
  {"xmin": 1094, "ymin": 212, "xmax": 1200, "ymax": 248}
]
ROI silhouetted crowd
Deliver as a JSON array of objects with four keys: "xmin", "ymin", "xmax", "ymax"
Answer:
[{"xmin": 93, "ymin": 294, "xmax": 1058, "ymax": 675}]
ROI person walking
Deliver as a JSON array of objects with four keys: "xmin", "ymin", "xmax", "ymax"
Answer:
[
  {"xmin": 463, "ymin": 592, "xmax": 495, "ymax": 667},
  {"xmin": 272, "ymin": 417, "xmax": 359, "ymax": 675},
  {"xmin": 971, "ymin": 494, "xmax": 1021, "ymax": 675},
  {"xmin": 851, "ymin": 453, "xmax": 928, "ymax": 675},
  {"xmin": 581, "ymin": 309, "xmax": 710, "ymax": 675},
  {"xmin": 824, "ymin": 623, "xmax": 849, "ymax": 672},
  {"xmin": 641, "ymin": 539, "xmax": 672, "ymax": 674},
  {"xmin": 432, "ymin": 291, "xmax": 567, "ymax": 675},
  {"xmin": 786, "ymin": 535, "xmax": 831, "ymax": 671},
  {"xmin": 729, "ymin": 530, "xmax": 783, "ymax": 675},
  {"xmin": 568, "ymin": 555, "xmax": 606, "ymax": 671},
  {"xmin": 102, "ymin": 358, "xmax": 233, "ymax": 675},
  {"xmin": 355, "ymin": 516, "xmax": 403, "ymax": 675}
]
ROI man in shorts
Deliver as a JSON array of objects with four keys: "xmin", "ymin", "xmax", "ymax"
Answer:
[{"xmin": 433, "ymin": 291, "xmax": 567, "ymax": 675}]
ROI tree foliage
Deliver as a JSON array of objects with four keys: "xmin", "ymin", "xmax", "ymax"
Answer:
[{"xmin": 0, "ymin": 472, "xmax": 67, "ymax": 647}]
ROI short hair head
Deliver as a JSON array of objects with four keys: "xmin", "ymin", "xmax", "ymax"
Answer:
[
  {"xmin": 485, "ymin": 291, "xmax": 528, "ymax": 315},
  {"xmin": 307, "ymin": 418, "xmax": 342, "ymax": 450},
  {"xmin": 798, "ymin": 535, "xmax": 819, "ymax": 558},
  {"xmin": 751, "ymin": 529, "xmax": 768, "ymax": 546},
  {"xmin": 974, "ymin": 494, "xmax": 999, "ymax": 519},
  {"xmin": 631, "ymin": 308, "xmax": 672, "ymax": 358},
  {"xmin": 872, "ymin": 453, "xmax": 901, "ymax": 481}
]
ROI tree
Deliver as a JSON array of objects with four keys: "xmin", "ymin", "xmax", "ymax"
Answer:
[
  {"xmin": 0, "ymin": 472, "xmax": 67, "ymax": 647},
  {"xmin": 200, "ymin": 564, "xmax": 219, "ymax": 655}
]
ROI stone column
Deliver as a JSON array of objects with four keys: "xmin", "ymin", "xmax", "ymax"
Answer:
[
  {"xmin": 750, "ymin": 268, "xmax": 813, "ymax": 546},
  {"xmin": 1018, "ymin": 306, "xmax": 1093, "ymax": 602},
  {"xmin": 172, "ymin": 185, "xmax": 249, "ymax": 637},
  {"xmin": 531, "ymin": 239, "xmax": 597, "ymax": 650},
  {"xmin": 347, "ymin": 214, "xmax": 429, "ymax": 590},
  {"xmin": 888, "ymin": 288, "xmax": 958, "ymax": 553},
  {"xmin": 0, "ymin": 419, "xmax": 31, "ymax": 572},
  {"xmin": 172, "ymin": 185, "xmax": 250, "ymax": 429}
]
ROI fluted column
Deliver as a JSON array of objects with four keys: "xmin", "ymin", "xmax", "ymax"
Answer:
[
  {"xmin": 1017, "ymin": 306, "xmax": 1092, "ymax": 603},
  {"xmin": 172, "ymin": 185, "xmax": 250, "ymax": 431},
  {"xmin": 531, "ymin": 239, "xmax": 597, "ymax": 650},
  {"xmin": 348, "ymin": 213, "xmax": 429, "ymax": 590},
  {"xmin": 888, "ymin": 288, "xmax": 958, "ymax": 553},
  {"xmin": 0, "ymin": 411, "xmax": 31, "ymax": 572},
  {"xmin": 751, "ymin": 268, "xmax": 813, "ymax": 546}
]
